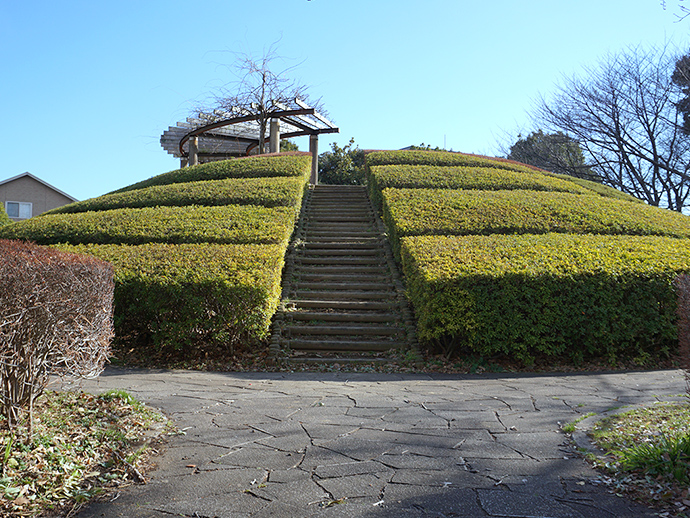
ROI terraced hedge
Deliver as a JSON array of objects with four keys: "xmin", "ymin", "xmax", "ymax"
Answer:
[
  {"xmin": 366, "ymin": 149, "xmax": 541, "ymax": 174},
  {"xmin": 369, "ymin": 164, "xmax": 592, "ymax": 196},
  {"xmin": 111, "ymin": 152, "xmax": 311, "ymax": 193},
  {"xmin": 381, "ymin": 188, "xmax": 690, "ymax": 254},
  {"xmin": 365, "ymin": 149, "xmax": 690, "ymax": 365},
  {"xmin": 0, "ymin": 204, "xmax": 298, "ymax": 246},
  {"xmin": 45, "ymin": 176, "xmax": 306, "ymax": 214},
  {"xmin": 54, "ymin": 243, "xmax": 284, "ymax": 353},
  {"xmin": 0, "ymin": 153, "xmax": 310, "ymax": 359},
  {"xmin": 401, "ymin": 234, "xmax": 690, "ymax": 364}
]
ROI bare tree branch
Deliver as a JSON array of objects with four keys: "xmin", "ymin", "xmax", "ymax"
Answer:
[{"xmin": 535, "ymin": 44, "xmax": 690, "ymax": 211}]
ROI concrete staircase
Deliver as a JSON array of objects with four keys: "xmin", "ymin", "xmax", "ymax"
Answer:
[{"xmin": 269, "ymin": 184, "xmax": 418, "ymax": 363}]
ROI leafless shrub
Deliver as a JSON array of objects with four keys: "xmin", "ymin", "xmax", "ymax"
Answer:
[{"xmin": 0, "ymin": 240, "xmax": 114, "ymax": 438}]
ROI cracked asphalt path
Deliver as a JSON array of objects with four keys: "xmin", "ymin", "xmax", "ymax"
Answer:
[{"xmin": 72, "ymin": 367, "xmax": 687, "ymax": 518}]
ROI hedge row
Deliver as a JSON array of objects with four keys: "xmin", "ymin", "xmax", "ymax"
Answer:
[
  {"xmin": 545, "ymin": 171, "xmax": 643, "ymax": 204},
  {"xmin": 111, "ymin": 153, "xmax": 311, "ymax": 194},
  {"xmin": 366, "ymin": 149, "xmax": 542, "ymax": 175},
  {"xmin": 401, "ymin": 233, "xmax": 690, "ymax": 364},
  {"xmin": 0, "ymin": 204, "xmax": 299, "ymax": 246},
  {"xmin": 45, "ymin": 176, "xmax": 306, "ymax": 215},
  {"xmin": 53, "ymin": 243, "xmax": 284, "ymax": 353},
  {"xmin": 368, "ymin": 164, "xmax": 592, "ymax": 198},
  {"xmin": 381, "ymin": 188, "xmax": 690, "ymax": 254}
]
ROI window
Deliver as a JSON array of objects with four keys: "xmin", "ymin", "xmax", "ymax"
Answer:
[{"xmin": 5, "ymin": 201, "xmax": 32, "ymax": 219}]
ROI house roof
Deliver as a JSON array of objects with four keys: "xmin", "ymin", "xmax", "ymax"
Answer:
[{"xmin": 0, "ymin": 172, "xmax": 78, "ymax": 202}]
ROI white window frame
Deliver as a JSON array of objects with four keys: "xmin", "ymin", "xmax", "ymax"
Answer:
[{"xmin": 5, "ymin": 201, "xmax": 32, "ymax": 219}]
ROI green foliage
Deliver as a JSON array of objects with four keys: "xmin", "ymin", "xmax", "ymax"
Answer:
[
  {"xmin": 545, "ymin": 172, "xmax": 644, "ymax": 204},
  {"xmin": 507, "ymin": 130, "xmax": 598, "ymax": 180},
  {"xmin": 368, "ymin": 164, "xmax": 592, "ymax": 203},
  {"xmin": 110, "ymin": 153, "xmax": 311, "ymax": 194},
  {"xmin": 366, "ymin": 149, "xmax": 542, "ymax": 175},
  {"xmin": 0, "ymin": 204, "xmax": 299, "ymax": 246},
  {"xmin": 381, "ymin": 188, "xmax": 690, "ymax": 254},
  {"xmin": 401, "ymin": 233, "xmax": 690, "ymax": 364},
  {"xmin": 318, "ymin": 138, "xmax": 366, "ymax": 185},
  {"xmin": 280, "ymin": 139, "xmax": 300, "ymax": 152},
  {"xmin": 45, "ymin": 176, "xmax": 306, "ymax": 215},
  {"xmin": 53, "ymin": 243, "xmax": 285, "ymax": 353},
  {"xmin": 0, "ymin": 205, "xmax": 10, "ymax": 227}
]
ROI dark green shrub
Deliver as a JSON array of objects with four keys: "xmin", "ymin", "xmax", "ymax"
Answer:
[
  {"xmin": 318, "ymin": 138, "xmax": 366, "ymax": 185},
  {"xmin": 53, "ymin": 243, "xmax": 284, "ymax": 354},
  {"xmin": 401, "ymin": 234, "xmax": 690, "ymax": 365},
  {"xmin": 0, "ymin": 204, "xmax": 299, "ymax": 246},
  {"xmin": 46, "ymin": 176, "xmax": 306, "ymax": 215},
  {"xmin": 110, "ymin": 153, "xmax": 311, "ymax": 194}
]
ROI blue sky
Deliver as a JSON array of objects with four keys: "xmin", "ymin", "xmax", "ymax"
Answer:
[{"xmin": 1, "ymin": 1, "xmax": 688, "ymax": 200}]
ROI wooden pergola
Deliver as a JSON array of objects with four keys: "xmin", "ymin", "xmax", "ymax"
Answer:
[{"xmin": 160, "ymin": 99, "xmax": 338, "ymax": 183}]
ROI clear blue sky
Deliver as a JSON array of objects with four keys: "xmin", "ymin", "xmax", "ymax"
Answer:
[{"xmin": 1, "ymin": 1, "xmax": 688, "ymax": 200}]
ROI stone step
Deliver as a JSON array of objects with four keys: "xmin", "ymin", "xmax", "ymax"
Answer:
[
  {"xmin": 298, "ymin": 249, "xmax": 383, "ymax": 257},
  {"xmin": 296, "ymin": 265, "xmax": 389, "ymax": 275},
  {"xmin": 286, "ymin": 339, "xmax": 405, "ymax": 352},
  {"xmin": 297, "ymin": 273, "xmax": 390, "ymax": 282},
  {"xmin": 296, "ymin": 257, "xmax": 384, "ymax": 265},
  {"xmin": 303, "ymin": 242, "xmax": 381, "ymax": 250},
  {"xmin": 293, "ymin": 290, "xmax": 394, "ymax": 301},
  {"xmin": 293, "ymin": 300, "xmax": 397, "ymax": 310},
  {"xmin": 289, "ymin": 312, "xmax": 398, "ymax": 323},
  {"xmin": 297, "ymin": 282, "xmax": 391, "ymax": 290},
  {"xmin": 286, "ymin": 325, "xmax": 403, "ymax": 336}
]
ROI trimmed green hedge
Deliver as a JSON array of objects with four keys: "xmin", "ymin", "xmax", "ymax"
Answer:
[
  {"xmin": 381, "ymin": 188, "xmax": 690, "ymax": 254},
  {"xmin": 545, "ymin": 172, "xmax": 643, "ymax": 204},
  {"xmin": 111, "ymin": 153, "xmax": 311, "ymax": 194},
  {"xmin": 53, "ymin": 243, "xmax": 284, "ymax": 352},
  {"xmin": 0, "ymin": 204, "xmax": 298, "ymax": 246},
  {"xmin": 368, "ymin": 164, "xmax": 592, "ymax": 199},
  {"xmin": 401, "ymin": 233, "xmax": 690, "ymax": 364},
  {"xmin": 45, "ymin": 176, "xmax": 306, "ymax": 215},
  {"xmin": 366, "ymin": 149, "xmax": 542, "ymax": 175}
]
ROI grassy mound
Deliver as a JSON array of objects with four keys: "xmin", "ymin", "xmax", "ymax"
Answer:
[
  {"xmin": 366, "ymin": 149, "xmax": 690, "ymax": 365},
  {"xmin": 0, "ymin": 153, "xmax": 310, "ymax": 360}
]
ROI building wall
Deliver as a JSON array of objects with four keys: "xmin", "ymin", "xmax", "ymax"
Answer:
[{"xmin": 0, "ymin": 176, "xmax": 75, "ymax": 221}]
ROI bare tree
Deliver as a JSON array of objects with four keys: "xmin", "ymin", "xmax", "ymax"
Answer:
[
  {"xmin": 661, "ymin": 0, "xmax": 690, "ymax": 21},
  {"xmin": 535, "ymin": 44, "xmax": 690, "ymax": 211},
  {"xmin": 198, "ymin": 44, "xmax": 325, "ymax": 154}
]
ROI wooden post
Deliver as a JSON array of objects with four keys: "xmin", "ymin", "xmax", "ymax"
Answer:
[
  {"xmin": 189, "ymin": 136, "xmax": 199, "ymax": 166},
  {"xmin": 269, "ymin": 118, "xmax": 280, "ymax": 153},
  {"xmin": 180, "ymin": 157, "xmax": 189, "ymax": 168},
  {"xmin": 309, "ymin": 134, "xmax": 319, "ymax": 184}
]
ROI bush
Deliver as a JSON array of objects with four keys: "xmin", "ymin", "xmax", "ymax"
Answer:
[
  {"xmin": 401, "ymin": 233, "xmax": 690, "ymax": 364},
  {"xmin": 368, "ymin": 164, "xmax": 592, "ymax": 207},
  {"xmin": 53, "ymin": 243, "xmax": 284, "ymax": 356},
  {"xmin": 45, "ymin": 176, "xmax": 307, "ymax": 215},
  {"xmin": 318, "ymin": 138, "xmax": 366, "ymax": 185},
  {"xmin": 0, "ymin": 205, "xmax": 10, "ymax": 226},
  {"xmin": 0, "ymin": 204, "xmax": 299, "ymax": 246},
  {"xmin": 545, "ymin": 171, "xmax": 643, "ymax": 204},
  {"xmin": 365, "ymin": 149, "xmax": 543, "ymax": 175},
  {"xmin": 0, "ymin": 240, "xmax": 113, "ymax": 435},
  {"xmin": 110, "ymin": 153, "xmax": 311, "ymax": 194},
  {"xmin": 380, "ymin": 188, "xmax": 690, "ymax": 255}
]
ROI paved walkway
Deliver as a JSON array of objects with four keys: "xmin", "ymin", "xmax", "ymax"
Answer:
[{"xmin": 72, "ymin": 367, "xmax": 687, "ymax": 518}]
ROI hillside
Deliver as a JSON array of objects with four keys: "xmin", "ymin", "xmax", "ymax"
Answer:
[
  {"xmin": 365, "ymin": 149, "xmax": 690, "ymax": 366},
  {"xmin": 0, "ymin": 152, "xmax": 312, "ymax": 363}
]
